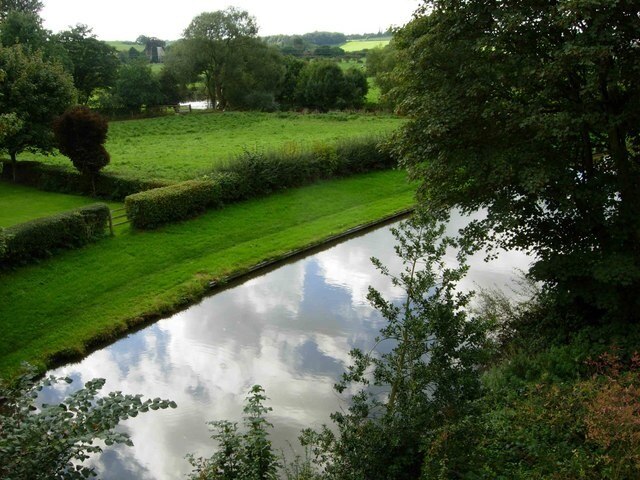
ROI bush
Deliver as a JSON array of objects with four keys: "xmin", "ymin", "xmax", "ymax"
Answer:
[
  {"xmin": 217, "ymin": 136, "xmax": 395, "ymax": 198},
  {"xmin": 1, "ymin": 160, "xmax": 167, "ymax": 200},
  {"xmin": 0, "ymin": 203, "xmax": 110, "ymax": 266},
  {"xmin": 125, "ymin": 180, "xmax": 216, "ymax": 229},
  {"xmin": 53, "ymin": 106, "xmax": 110, "ymax": 187},
  {"xmin": 187, "ymin": 385, "xmax": 279, "ymax": 480}
]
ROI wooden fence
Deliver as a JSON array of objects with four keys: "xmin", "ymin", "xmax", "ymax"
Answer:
[{"xmin": 108, "ymin": 207, "xmax": 129, "ymax": 235}]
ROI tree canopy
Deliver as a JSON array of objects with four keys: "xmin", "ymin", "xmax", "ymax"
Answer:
[
  {"xmin": 53, "ymin": 105, "xmax": 110, "ymax": 191},
  {"xmin": 393, "ymin": 0, "xmax": 640, "ymax": 325},
  {"xmin": 0, "ymin": 9, "xmax": 48, "ymax": 52},
  {"xmin": 0, "ymin": 0, "xmax": 42, "ymax": 20},
  {"xmin": 55, "ymin": 25, "xmax": 120, "ymax": 104},
  {"xmin": 295, "ymin": 60, "xmax": 368, "ymax": 111},
  {"xmin": 182, "ymin": 7, "xmax": 259, "ymax": 109},
  {"xmin": 0, "ymin": 44, "xmax": 76, "ymax": 173}
]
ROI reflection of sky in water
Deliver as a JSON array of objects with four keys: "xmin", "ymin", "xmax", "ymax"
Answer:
[{"xmin": 42, "ymin": 217, "xmax": 531, "ymax": 480}]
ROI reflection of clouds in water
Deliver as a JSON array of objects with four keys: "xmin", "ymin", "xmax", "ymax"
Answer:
[
  {"xmin": 46, "ymin": 231, "xmax": 391, "ymax": 479},
  {"xmin": 443, "ymin": 210, "xmax": 532, "ymax": 299},
  {"xmin": 43, "ymin": 219, "xmax": 531, "ymax": 479},
  {"xmin": 315, "ymin": 227, "xmax": 405, "ymax": 318},
  {"xmin": 240, "ymin": 262, "xmax": 307, "ymax": 318}
]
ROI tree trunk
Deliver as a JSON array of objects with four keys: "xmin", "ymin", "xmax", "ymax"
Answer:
[{"xmin": 10, "ymin": 151, "xmax": 17, "ymax": 182}]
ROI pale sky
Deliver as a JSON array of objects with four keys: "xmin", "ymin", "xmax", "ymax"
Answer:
[{"xmin": 41, "ymin": 0, "xmax": 418, "ymax": 41}]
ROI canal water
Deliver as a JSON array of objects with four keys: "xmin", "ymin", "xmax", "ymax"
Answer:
[{"xmin": 40, "ymin": 215, "xmax": 530, "ymax": 479}]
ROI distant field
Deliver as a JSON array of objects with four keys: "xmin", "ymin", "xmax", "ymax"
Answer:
[
  {"xmin": 341, "ymin": 38, "xmax": 391, "ymax": 52},
  {"xmin": 29, "ymin": 112, "xmax": 404, "ymax": 182},
  {"xmin": 338, "ymin": 58, "xmax": 366, "ymax": 72},
  {"xmin": 0, "ymin": 182, "xmax": 121, "ymax": 228},
  {"xmin": 106, "ymin": 41, "xmax": 144, "ymax": 52}
]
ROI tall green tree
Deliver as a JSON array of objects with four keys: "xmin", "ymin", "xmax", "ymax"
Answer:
[
  {"xmin": 276, "ymin": 55, "xmax": 305, "ymax": 109},
  {"xmin": 394, "ymin": 0, "xmax": 640, "ymax": 325},
  {"xmin": 0, "ymin": 0, "xmax": 42, "ymax": 20},
  {"xmin": 366, "ymin": 44, "xmax": 399, "ymax": 110},
  {"xmin": 295, "ymin": 60, "xmax": 368, "ymax": 111},
  {"xmin": 0, "ymin": 44, "xmax": 76, "ymax": 179},
  {"xmin": 112, "ymin": 59, "xmax": 161, "ymax": 114},
  {"xmin": 222, "ymin": 39, "xmax": 284, "ymax": 111},
  {"xmin": 0, "ymin": 10, "xmax": 48, "ymax": 52},
  {"xmin": 182, "ymin": 7, "xmax": 258, "ymax": 109},
  {"xmin": 55, "ymin": 25, "xmax": 120, "ymax": 104}
]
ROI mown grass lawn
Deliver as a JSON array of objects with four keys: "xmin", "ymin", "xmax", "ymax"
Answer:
[
  {"xmin": 0, "ymin": 169, "xmax": 415, "ymax": 378},
  {"xmin": 27, "ymin": 111, "xmax": 403, "ymax": 182},
  {"xmin": 0, "ymin": 181, "xmax": 122, "ymax": 228}
]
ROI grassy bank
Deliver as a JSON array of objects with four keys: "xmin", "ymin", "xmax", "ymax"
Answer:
[
  {"xmin": 27, "ymin": 112, "xmax": 403, "ymax": 182},
  {"xmin": 0, "ymin": 181, "xmax": 121, "ymax": 227},
  {"xmin": 0, "ymin": 169, "xmax": 414, "ymax": 378}
]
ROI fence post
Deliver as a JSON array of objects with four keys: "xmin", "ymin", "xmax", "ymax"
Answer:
[{"xmin": 108, "ymin": 210, "xmax": 114, "ymax": 236}]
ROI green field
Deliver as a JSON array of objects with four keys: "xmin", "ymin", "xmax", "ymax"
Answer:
[
  {"xmin": 105, "ymin": 41, "xmax": 144, "ymax": 52},
  {"xmin": 0, "ymin": 182, "xmax": 121, "ymax": 227},
  {"xmin": 341, "ymin": 38, "xmax": 391, "ymax": 52},
  {"xmin": 27, "ymin": 112, "xmax": 403, "ymax": 182},
  {"xmin": 0, "ymin": 170, "xmax": 415, "ymax": 377}
]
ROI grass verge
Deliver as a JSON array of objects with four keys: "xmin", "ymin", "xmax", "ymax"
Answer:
[
  {"xmin": 0, "ymin": 181, "xmax": 121, "ymax": 228},
  {"xmin": 0, "ymin": 169, "xmax": 414, "ymax": 378}
]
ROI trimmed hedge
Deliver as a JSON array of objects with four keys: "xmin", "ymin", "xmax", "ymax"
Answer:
[
  {"xmin": 124, "ymin": 180, "xmax": 216, "ymax": 229},
  {"xmin": 0, "ymin": 161, "xmax": 168, "ymax": 200},
  {"xmin": 125, "ymin": 136, "xmax": 397, "ymax": 229},
  {"xmin": 0, "ymin": 204, "xmax": 111, "ymax": 266}
]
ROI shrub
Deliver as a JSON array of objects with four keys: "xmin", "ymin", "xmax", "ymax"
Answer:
[
  {"xmin": 187, "ymin": 385, "xmax": 279, "ymax": 480},
  {"xmin": 53, "ymin": 106, "xmax": 110, "ymax": 193},
  {"xmin": 0, "ymin": 203, "xmax": 110, "ymax": 266},
  {"xmin": 125, "ymin": 180, "xmax": 216, "ymax": 229},
  {"xmin": 0, "ymin": 160, "xmax": 167, "ymax": 200}
]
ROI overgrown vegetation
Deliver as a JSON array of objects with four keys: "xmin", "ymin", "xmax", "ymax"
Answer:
[{"xmin": 298, "ymin": 212, "xmax": 491, "ymax": 479}]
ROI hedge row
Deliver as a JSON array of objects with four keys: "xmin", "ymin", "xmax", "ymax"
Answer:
[
  {"xmin": 0, "ymin": 204, "xmax": 111, "ymax": 267},
  {"xmin": 125, "ymin": 136, "xmax": 396, "ymax": 229},
  {"xmin": 124, "ymin": 180, "xmax": 217, "ymax": 229},
  {"xmin": 0, "ymin": 161, "xmax": 167, "ymax": 200}
]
